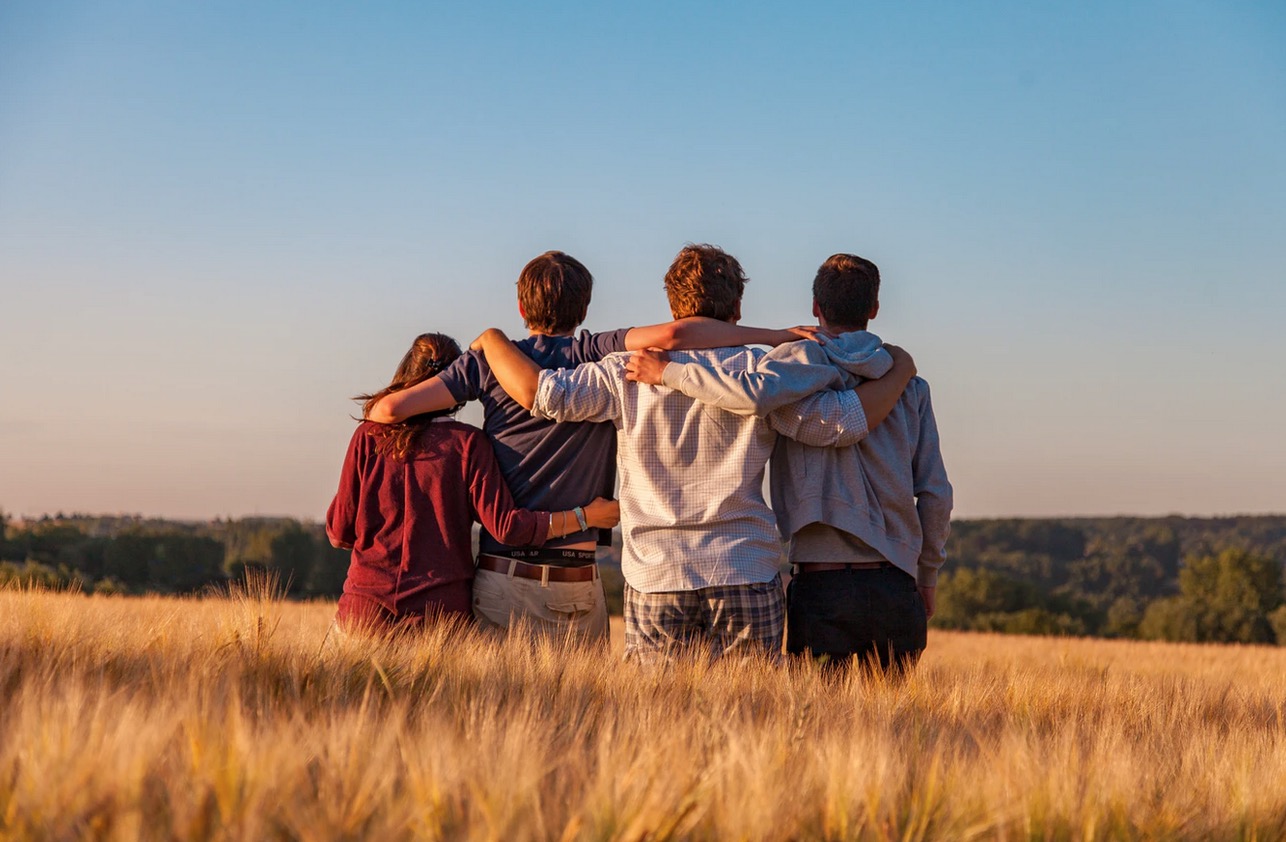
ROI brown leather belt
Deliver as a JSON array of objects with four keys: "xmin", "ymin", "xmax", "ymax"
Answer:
[
  {"xmin": 477, "ymin": 554, "xmax": 598, "ymax": 583},
  {"xmin": 793, "ymin": 561, "xmax": 892, "ymax": 573}
]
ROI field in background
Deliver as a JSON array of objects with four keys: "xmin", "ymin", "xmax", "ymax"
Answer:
[{"xmin": 3, "ymin": 584, "xmax": 1285, "ymax": 841}]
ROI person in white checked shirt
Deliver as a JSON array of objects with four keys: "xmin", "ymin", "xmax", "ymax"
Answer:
[{"xmin": 469, "ymin": 244, "xmax": 917, "ymax": 664}]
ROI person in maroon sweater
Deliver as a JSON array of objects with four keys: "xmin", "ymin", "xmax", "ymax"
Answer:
[{"xmin": 326, "ymin": 332, "xmax": 620, "ymax": 634}]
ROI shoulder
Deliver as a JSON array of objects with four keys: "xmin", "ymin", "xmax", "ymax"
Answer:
[
  {"xmin": 764, "ymin": 339, "xmax": 827, "ymax": 365},
  {"xmin": 906, "ymin": 375, "xmax": 935, "ymax": 405},
  {"xmin": 354, "ymin": 420, "xmax": 385, "ymax": 440},
  {"xmin": 430, "ymin": 418, "xmax": 485, "ymax": 441}
]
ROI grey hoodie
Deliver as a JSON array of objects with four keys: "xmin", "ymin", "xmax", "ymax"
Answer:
[{"xmin": 660, "ymin": 331, "xmax": 953, "ymax": 586}]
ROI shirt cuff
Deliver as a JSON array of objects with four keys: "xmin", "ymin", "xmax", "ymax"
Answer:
[
  {"xmin": 660, "ymin": 362, "xmax": 683, "ymax": 389},
  {"xmin": 531, "ymin": 370, "xmax": 560, "ymax": 419}
]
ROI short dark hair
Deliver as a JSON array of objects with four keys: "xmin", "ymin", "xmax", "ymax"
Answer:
[
  {"xmin": 813, "ymin": 253, "xmax": 880, "ymax": 328},
  {"xmin": 663, "ymin": 244, "xmax": 747, "ymax": 320},
  {"xmin": 517, "ymin": 251, "xmax": 592, "ymax": 334}
]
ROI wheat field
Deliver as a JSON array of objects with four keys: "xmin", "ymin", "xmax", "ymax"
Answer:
[{"xmin": 2, "ymin": 582, "xmax": 1284, "ymax": 841}]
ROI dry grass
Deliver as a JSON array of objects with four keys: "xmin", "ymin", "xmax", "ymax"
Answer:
[{"xmin": 2, "ymin": 581, "xmax": 1285, "ymax": 841}]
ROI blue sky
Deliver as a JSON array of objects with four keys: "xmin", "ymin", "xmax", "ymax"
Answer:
[{"xmin": 2, "ymin": 1, "xmax": 1284, "ymax": 519}]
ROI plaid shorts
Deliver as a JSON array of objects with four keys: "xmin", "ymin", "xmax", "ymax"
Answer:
[{"xmin": 623, "ymin": 573, "xmax": 785, "ymax": 664}]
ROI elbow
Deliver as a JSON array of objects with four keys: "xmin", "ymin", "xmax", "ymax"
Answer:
[
  {"xmin": 366, "ymin": 395, "xmax": 401, "ymax": 424},
  {"xmin": 325, "ymin": 528, "xmax": 353, "ymax": 550}
]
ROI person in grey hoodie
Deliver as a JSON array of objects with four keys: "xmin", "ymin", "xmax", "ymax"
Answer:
[{"xmin": 625, "ymin": 253, "xmax": 952, "ymax": 673}]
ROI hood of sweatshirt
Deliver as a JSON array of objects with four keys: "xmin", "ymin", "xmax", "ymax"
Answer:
[{"xmin": 820, "ymin": 330, "xmax": 893, "ymax": 387}]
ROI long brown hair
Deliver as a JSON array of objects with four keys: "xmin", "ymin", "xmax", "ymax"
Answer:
[{"xmin": 356, "ymin": 333, "xmax": 463, "ymax": 460}]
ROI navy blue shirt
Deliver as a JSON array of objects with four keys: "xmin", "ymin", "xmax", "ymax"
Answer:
[{"xmin": 436, "ymin": 329, "xmax": 629, "ymax": 554}]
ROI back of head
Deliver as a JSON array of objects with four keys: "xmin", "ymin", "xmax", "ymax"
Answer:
[
  {"xmin": 517, "ymin": 251, "xmax": 593, "ymax": 335},
  {"xmin": 813, "ymin": 253, "xmax": 880, "ymax": 329},
  {"xmin": 663, "ymin": 244, "xmax": 747, "ymax": 321},
  {"xmin": 358, "ymin": 332, "xmax": 463, "ymax": 459}
]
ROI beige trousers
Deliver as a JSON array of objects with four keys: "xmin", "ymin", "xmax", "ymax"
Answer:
[{"xmin": 471, "ymin": 564, "xmax": 609, "ymax": 644}]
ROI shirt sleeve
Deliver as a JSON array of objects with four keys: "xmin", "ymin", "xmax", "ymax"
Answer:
[
  {"xmin": 464, "ymin": 431, "xmax": 550, "ymax": 547},
  {"xmin": 573, "ymin": 328, "xmax": 630, "ymax": 362},
  {"xmin": 659, "ymin": 341, "xmax": 846, "ymax": 417},
  {"xmin": 765, "ymin": 389, "xmax": 870, "ymax": 447},
  {"xmin": 434, "ymin": 349, "xmax": 486, "ymax": 404},
  {"xmin": 531, "ymin": 359, "xmax": 623, "ymax": 424},
  {"xmin": 910, "ymin": 381, "xmax": 953, "ymax": 587},
  {"xmin": 325, "ymin": 426, "xmax": 367, "ymax": 549}
]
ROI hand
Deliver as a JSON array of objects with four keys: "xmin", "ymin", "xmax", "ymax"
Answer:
[
  {"xmin": 778, "ymin": 325, "xmax": 829, "ymax": 345},
  {"xmin": 918, "ymin": 585, "xmax": 936, "ymax": 619},
  {"xmin": 883, "ymin": 343, "xmax": 917, "ymax": 380},
  {"xmin": 583, "ymin": 497, "xmax": 620, "ymax": 529},
  {"xmin": 470, "ymin": 328, "xmax": 508, "ymax": 353},
  {"xmin": 625, "ymin": 349, "xmax": 671, "ymax": 385}
]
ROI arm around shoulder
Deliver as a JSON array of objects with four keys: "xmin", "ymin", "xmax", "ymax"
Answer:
[{"xmin": 366, "ymin": 376, "xmax": 458, "ymax": 424}]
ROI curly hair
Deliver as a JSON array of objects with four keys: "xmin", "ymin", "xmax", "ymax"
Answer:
[
  {"xmin": 662, "ymin": 244, "xmax": 747, "ymax": 321},
  {"xmin": 356, "ymin": 333, "xmax": 463, "ymax": 460}
]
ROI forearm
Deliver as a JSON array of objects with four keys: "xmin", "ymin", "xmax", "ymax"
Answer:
[
  {"xmin": 852, "ymin": 365, "xmax": 914, "ymax": 431},
  {"xmin": 474, "ymin": 329, "xmax": 541, "ymax": 409},
  {"xmin": 539, "ymin": 499, "xmax": 619, "ymax": 542},
  {"xmin": 366, "ymin": 376, "xmax": 457, "ymax": 423},
  {"xmin": 660, "ymin": 354, "xmax": 844, "ymax": 416}
]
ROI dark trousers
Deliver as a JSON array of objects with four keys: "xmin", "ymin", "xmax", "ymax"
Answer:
[{"xmin": 786, "ymin": 565, "xmax": 927, "ymax": 674}]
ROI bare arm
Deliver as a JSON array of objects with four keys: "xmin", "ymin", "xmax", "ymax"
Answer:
[
  {"xmin": 366, "ymin": 376, "xmax": 458, "ymax": 424},
  {"xmin": 624, "ymin": 317, "xmax": 822, "ymax": 351},
  {"xmin": 852, "ymin": 344, "xmax": 916, "ymax": 431},
  {"xmin": 471, "ymin": 328, "xmax": 543, "ymax": 410}
]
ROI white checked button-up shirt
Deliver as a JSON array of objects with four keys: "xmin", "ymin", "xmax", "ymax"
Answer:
[{"xmin": 531, "ymin": 345, "xmax": 871, "ymax": 593}]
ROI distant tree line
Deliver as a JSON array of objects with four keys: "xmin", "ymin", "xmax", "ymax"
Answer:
[
  {"xmin": 934, "ymin": 516, "xmax": 1286, "ymax": 645},
  {"xmin": 0, "ymin": 510, "xmax": 347, "ymax": 598},
  {"xmin": 4, "ymin": 510, "xmax": 1284, "ymax": 645}
]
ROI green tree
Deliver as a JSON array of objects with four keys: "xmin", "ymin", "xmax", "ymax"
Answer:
[
  {"xmin": 306, "ymin": 542, "xmax": 350, "ymax": 597},
  {"xmin": 1181, "ymin": 549, "xmax": 1281, "ymax": 643},
  {"xmin": 1140, "ymin": 549, "xmax": 1282, "ymax": 644},
  {"xmin": 1268, "ymin": 605, "xmax": 1286, "ymax": 646},
  {"xmin": 269, "ymin": 524, "xmax": 316, "ymax": 594}
]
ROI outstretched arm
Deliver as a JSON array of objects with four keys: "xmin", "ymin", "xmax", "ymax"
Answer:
[
  {"xmin": 626, "ymin": 343, "xmax": 915, "ymax": 430},
  {"xmin": 624, "ymin": 317, "xmax": 822, "ymax": 351},
  {"xmin": 366, "ymin": 376, "xmax": 458, "ymax": 424},
  {"xmin": 471, "ymin": 328, "xmax": 543, "ymax": 410}
]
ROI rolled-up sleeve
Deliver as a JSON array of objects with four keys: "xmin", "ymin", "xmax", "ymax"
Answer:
[
  {"xmin": 659, "ymin": 342, "xmax": 845, "ymax": 417},
  {"xmin": 768, "ymin": 389, "xmax": 869, "ymax": 447},
  {"xmin": 531, "ymin": 361, "xmax": 622, "ymax": 424}
]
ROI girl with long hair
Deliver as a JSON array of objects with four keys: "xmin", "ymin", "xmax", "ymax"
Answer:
[{"xmin": 326, "ymin": 332, "xmax": 619, "ymax": 633}]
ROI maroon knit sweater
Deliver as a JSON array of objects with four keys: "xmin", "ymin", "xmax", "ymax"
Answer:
[{"xmin": 326, "ymin": 419, "xmax": 550, "ymax": 623}]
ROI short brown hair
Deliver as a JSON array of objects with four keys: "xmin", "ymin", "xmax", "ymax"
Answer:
[
  {"xmin": 517, "ymin": 251, "xmax": 593, "ymax": 334},
  {"xmin": 813, "ymin": 253, "xmax": 880, "ymax": 328},
  {"xmin": 663, "ymin": 244, "xmax": 747, "ymax": 320}
]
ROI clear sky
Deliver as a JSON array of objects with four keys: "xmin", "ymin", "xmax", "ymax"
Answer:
[{"xmin": 2, "ymin": 1, "xmax": 1284, "ymax": 521}]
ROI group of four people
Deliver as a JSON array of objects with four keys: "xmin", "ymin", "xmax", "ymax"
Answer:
[{"xmin": 326, "ymin": 244, "xmax": 952, "ymax": 671}]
